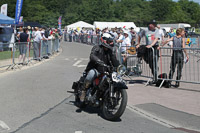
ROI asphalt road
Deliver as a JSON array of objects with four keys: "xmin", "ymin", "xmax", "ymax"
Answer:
[{"xmin": 0, "ymin": 41, "xmax": 190, "ymax": 133}]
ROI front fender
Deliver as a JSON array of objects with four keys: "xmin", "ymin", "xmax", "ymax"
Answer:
[{"xmin": 113, "ymin": 82, "xmax": 128, "ymax": 89}]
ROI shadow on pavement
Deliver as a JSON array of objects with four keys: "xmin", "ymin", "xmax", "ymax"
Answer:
[{"xmin": 126, "ymin": 79, "xmax": 147, "ymax": 84}]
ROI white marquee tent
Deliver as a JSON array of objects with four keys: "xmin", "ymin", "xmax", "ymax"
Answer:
[
  {"xmin": 66, "ymin": 21, "xmax": 95, "ymax": 30},
  {"xmin": 93, "ymin": 21, "xmax": 137, "ymax": 30}
]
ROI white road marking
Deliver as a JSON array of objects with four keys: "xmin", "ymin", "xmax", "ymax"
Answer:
[
  {"xmin": 75, "ymin": 131, "xmax": 83, "ymax": 133},
  {"xmin": 127, "ymin": 105, "xmax": 177, "ymax": 128},
  {"xmin": 65, "ymin": 58, "xmax": 69, "ymax": 60},
  {"xmin": 127, "ymin": 105, "xmax": 200, "ymax": 132},
  {"xmin": 73, "ymin": 60, "xmax": 87, "ymax": 68},
  {"xmin": 74, "ymin": 58, "xmax": 77, "ymax": 61},
  {"xmin": 0, "ymin": 120, "xmax": 10, "ymax": 131}
]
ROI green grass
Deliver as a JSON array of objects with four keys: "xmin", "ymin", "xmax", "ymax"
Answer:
[{"xmin": 0, "ymin": 50, "xmax": 34, "ymax": 60}]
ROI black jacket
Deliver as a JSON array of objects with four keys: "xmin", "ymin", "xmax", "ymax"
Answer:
[{"xmin": 85, "ymin": 45, "xmax": 120, "ymax": 73}]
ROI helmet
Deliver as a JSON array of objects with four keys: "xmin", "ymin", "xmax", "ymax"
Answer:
[{"xmin": 101, "ymin": 33, "xmax": 115, "ymax": 50}]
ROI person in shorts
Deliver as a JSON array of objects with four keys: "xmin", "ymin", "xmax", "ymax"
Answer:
[{"xmin": 17, "ymin": 28, "xmax": 29, "ymax": 65}]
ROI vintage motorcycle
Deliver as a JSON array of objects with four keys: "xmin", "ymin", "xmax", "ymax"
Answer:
[{"xmin": 72, "ymin": 65, "xmax": 128, "ymax": 121}]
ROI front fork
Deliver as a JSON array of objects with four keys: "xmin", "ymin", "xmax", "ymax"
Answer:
[{"xmin": 109, "ymin": 83, "xmax": 115, "ymax": 105}]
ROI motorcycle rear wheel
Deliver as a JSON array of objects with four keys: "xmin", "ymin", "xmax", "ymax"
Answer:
[{"xmin": 102, "ymin": 89, "xmax": 127, "ymax": 121}]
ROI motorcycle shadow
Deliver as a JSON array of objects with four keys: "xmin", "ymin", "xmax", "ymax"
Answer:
[
  {"xmin": 126, "ymin": 79, "xmax": 147, "ymax": 84},
  {"xmin": 71, "ymin": 101, "xmax": 122, "ymax": 122}
]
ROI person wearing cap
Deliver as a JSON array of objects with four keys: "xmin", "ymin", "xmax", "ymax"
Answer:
[
  {"xmin": 136, "ymin": 20, "xmax": 160, "ymax": 83},
  {"xmin": 121, "ymin": 30, "xmax": 131, "ymax": 65},
  {"xmin": 130, "ymin": 27, "xmax": 136, "ymax": 45},
  {"xmin": 116, "ymin": 30, "xmax": 124, "ymax": 44}
]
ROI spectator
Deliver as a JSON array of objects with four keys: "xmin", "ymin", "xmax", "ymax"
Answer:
[
  {"xmin": 33, "ymin": 27, "xmax": 42, "ymax": 61},
  {"xmin": 116, "ymin": 30, "xmax": 124, "ymax": 45},
  {"xmin": 121, "ymin": 30, "xmax": 131, "ymax": 65},
  {"xmin": 130, "ymin": 27, "xmax": 136, "ymax": 45},
  {"xmin": 17, "ymin": 28, "xmax": 29, "ymax": 65},
  {"xmin": 55, "ymin": 29, "xmax": 61, "ymax": 52},
  {"xmin": 41, "ymin": 28, "xmax": 49, "ymax": 58},
  {"xmin": 157, "ymin": 25, "xmax": 165, "ymax": 44},
  {"xmin": 161, "ymin": 28, "xmax": 189, "ymax": 88},
  {"xmin": 136, "ymin": 20, "xmax": 160, "ymax": 83},
  {"xmin": 168, "ymin": 27, "xmax": 176, "ymax": 48}
]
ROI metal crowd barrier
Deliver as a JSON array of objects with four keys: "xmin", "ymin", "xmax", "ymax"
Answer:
[
  {"xmin": 157, "ymin": 47, "xmax": 200, "ymax": 87},
  {"xmin": 0, "ymin": 39, "xmax": 61, "ymax": 70},
  {"xmin": 116, "ymin": 45, "xmax": 200, "ymax": 87},
  {"xmin": 116, "ymin": 45, "xmax": 158, "ymax": 83},
  {"xmin": 64, "ymin": 33, "xmax": 101, "ymax": 45}
]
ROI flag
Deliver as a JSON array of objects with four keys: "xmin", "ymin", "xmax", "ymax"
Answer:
[
  {"xmin": 15, "ymin": 0, "xmax": 23, "ymax": 24},
  {"xmin": 1, "ymin": 4, "xmax": 8, "ymax": 16},
  {"xmin": 58, "ymin": 16, "xmax": 62, "ymax": 30}
]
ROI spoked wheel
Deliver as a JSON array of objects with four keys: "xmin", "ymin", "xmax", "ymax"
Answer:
[{"xmin": 102, "ymin": 89, "xmax": 127, "ymax": 121}]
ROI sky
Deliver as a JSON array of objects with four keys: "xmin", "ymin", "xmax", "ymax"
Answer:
[{"xmin": 173, "ymin": 0, "xmax": 200, "ymax": 4}]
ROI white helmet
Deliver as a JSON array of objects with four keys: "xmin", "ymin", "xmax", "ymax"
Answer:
[{"xmin": 101, "ymin": 33, "xmax": 115, "ymax": 50}]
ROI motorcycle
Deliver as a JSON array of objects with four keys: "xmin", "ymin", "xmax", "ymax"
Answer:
[{"xmin": 72, "ymin": 65, "xmax": 128, "ymax": 121}]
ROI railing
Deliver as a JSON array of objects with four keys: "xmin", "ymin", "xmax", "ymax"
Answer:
[{"xmin": 0, "ymin": 38, "xmax": 60, "ymax": 70}]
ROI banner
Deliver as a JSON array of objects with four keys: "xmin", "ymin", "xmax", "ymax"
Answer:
[
  {"xmin": 15, "ymin": 0, "xmax": 23, "ymax": 24},
  {"xmin": 19, "ymin": 16, "xmax": 23, "ymax": 22},
  {"xmin": 58, "ymin": 16, "xmax": 62, "ymax": 30},
  {"xmin": 1, "ymin": 4, "xmax": 8, "ymax": 16}
]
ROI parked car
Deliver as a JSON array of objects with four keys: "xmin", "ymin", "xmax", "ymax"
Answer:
[
  {"xmin": 0, "ymin": 26, "xmax": 13, "ymax": 51},
  {"xmin": 185, "ymin": 32, "xmax": 200, "ymax": 38}
]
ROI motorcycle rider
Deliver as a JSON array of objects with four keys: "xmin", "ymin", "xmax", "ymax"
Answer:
[{"xmin": 80, "ymin": 33, "xmax": 120, "ymax": 102}]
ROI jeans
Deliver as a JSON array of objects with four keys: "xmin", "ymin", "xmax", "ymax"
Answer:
[{"xmin": 84, "ymin": 69, "xmax": 100, "ymax": 89}]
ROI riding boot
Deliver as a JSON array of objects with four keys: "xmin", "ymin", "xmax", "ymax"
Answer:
[
  {"xmin": 80, "ymin": 80, "xmax": 91, "ymax": 102},
  {"xmin": 80, "ymin": 85, "xmax": 86, "ymax": 102}
]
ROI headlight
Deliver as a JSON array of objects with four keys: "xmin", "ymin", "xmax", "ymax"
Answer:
[{"xmin": 117, "ymin": 65, "xmax": 126, "ymax": 75}]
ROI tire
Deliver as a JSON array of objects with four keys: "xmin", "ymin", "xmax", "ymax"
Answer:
[{"xmin": 102, "ymin": 89, "xmax": 127, "ymax": 121}]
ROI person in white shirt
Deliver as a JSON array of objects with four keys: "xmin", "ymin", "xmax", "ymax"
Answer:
[
  {"xmin": 116, "ymin": 30, "xmax": 124, "ymax": 46},
  {"xmin": 157, "ymin": 25, "xmax": 164, "ymax": 43},
  {"xmin": 121, "ymin": 30, "xmax": 131, "ymax": 64},
  {"xmin": 33, "ymin": 27, "xmax": 42, "ymax": 60}
]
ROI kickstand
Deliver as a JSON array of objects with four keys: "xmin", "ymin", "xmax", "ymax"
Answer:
[
  {"xmin": 145, "ymin": 78, "xmax": 152, "ymax": 86},
  {"xmin": 159, "ymin": 80, "xmax": 165, "ymax": 88}
]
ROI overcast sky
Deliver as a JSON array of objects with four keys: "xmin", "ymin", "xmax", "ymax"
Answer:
[{"xmin": 173, "ymin": 0, "xmax": 200, "ymax": 4}]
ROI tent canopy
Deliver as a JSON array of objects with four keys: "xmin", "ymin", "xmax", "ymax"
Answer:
[
  {"xmin": 0, "ymin": 13, "xmax": 15, "ymax": 24},
  {"xmin": 66, "ymin": 21, "xmax": 95, "ymax": 30},
  {"xmin": 93, "ymin": 21, "xmax": 137, "ymax": 30}
]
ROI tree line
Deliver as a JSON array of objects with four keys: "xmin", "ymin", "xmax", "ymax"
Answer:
[{"xmin": 1, "ymin": 0, "xmax": 200, "ymax": 28}]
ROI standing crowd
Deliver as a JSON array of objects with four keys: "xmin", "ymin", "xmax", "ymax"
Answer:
[
  {"xmin": 16, "ymin": 27, "xmax": 62, "ymax": 64},
  {"xmin": 65, "ymin": 20, "xmax": 189, "ymax": 88}
]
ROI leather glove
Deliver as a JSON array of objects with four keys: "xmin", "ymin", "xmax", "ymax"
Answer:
[{"xmin": 96, "ymin": 59, "xmax": 105, "ymax": 66}]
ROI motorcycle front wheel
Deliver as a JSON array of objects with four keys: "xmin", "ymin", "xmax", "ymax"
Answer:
[{"xmin": 102, "ymin": 89, "xmax": 127, "ymax": 121}]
